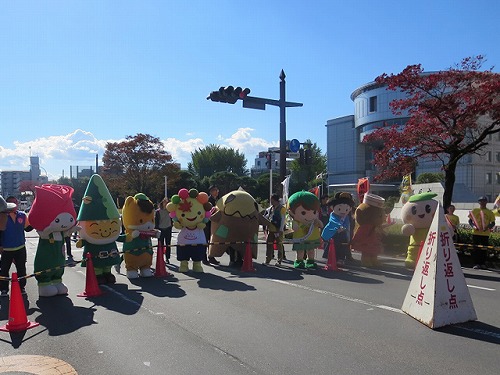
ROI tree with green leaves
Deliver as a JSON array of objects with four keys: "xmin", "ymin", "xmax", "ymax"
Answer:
[
  {"xmin": 416, "ymin": 172, "xmax": 444, "ymax": 184},
  {"xmin": 289, "ymin": 140, "xmax": 327, "ymax": 192},
  {"xmin": 188, "ymin": 144, "xmax": 248, "ymax": 179}
]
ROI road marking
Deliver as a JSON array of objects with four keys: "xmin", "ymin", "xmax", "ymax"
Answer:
[
  {"xmin": 467, "ymin": 284, "xmax": 496, "ymax": 291},
  {"xmin": 268, "ymin": 279, "xmax": 405, "ymax": 314}
]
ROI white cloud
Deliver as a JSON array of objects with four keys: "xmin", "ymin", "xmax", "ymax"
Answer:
[{"xmin": 0, "ymin": 128, "xmax": 276, "ymax": 179}]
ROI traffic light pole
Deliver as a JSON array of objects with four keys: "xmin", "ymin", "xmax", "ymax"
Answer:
[
  {"xmin": 242, "ymin": 70, "xmax": 303, "ymax": 192},
  {"xmin": 207, "ymin": 70, "xmax": 302, "ymax": 195}
]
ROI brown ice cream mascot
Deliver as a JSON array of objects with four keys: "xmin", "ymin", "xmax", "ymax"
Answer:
[{"xmin": 208, "ymin": 189, "xmax": 273, "ymax": 267}]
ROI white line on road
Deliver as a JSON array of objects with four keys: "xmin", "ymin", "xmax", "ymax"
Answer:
[
  {"xmin": 467, "ymin": 284, "xmax": 496, "ymax": 291},
  {"xmin": 268, "ymin": 278, "xmax": 405, "ymax": 314}
]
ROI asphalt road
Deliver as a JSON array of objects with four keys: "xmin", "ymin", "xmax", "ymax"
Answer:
[{"xmin": 0, "ymin": 232, "xmax": 499, "ymax": 375}]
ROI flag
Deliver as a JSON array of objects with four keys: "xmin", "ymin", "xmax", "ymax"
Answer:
[
  {"xmin": 401, "ymin": 173, "xmax": 412, "ymax": 193},
  {"xmin": 400, "ymin": 173, "xmax": 413, "ymax": 204},
  {"xmin": 357, "ymin": 177, "xmax": 370, "ymax": 203},
  {"xmin": 281, "ymin": 175, "xmax": 291, "ymax": 205},
  {"xmin": 309, "ymin": 186, "xmax": 320, "ymax": 198}
]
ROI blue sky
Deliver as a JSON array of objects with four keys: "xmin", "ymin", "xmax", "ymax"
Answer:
[{"xmin": 1, "ymin": 0, "xmax": 499, "ymax": 179}]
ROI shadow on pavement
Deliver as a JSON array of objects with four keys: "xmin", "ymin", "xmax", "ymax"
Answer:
[
  {"xmin": 35, "ymin": 295, "xmax": 97, "ymax": 335},
  {"xmin": 438, "ymin": 321, "xmax": 500, "ymax": 345}
]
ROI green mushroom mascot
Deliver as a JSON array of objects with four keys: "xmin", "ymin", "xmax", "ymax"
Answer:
[
  {"xmin": 400, "ymin": 192, "xmax": 438, "ymax": 269},
  {"xmin": 76, "ymin": 174, "xmax": 122, "ymax": 284},
  {"xmin": 288, "ymin": 191, "xmax": 323, "ymax": 269}
]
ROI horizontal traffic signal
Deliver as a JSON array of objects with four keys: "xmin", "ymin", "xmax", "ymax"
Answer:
[{"xmin": 207, "ymin": 86, "xmax": 251, "ymax": 104}]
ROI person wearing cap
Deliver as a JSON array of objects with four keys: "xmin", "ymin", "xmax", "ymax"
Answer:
[
  {"xmin": 468, "ymin": 196, "xmax": 496, "ymax": 269},
  {"xmin": 0, "ymin": 196, "xmax": 33, "ymax": 297}
]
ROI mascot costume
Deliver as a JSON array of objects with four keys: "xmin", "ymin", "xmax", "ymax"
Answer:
[
  {"xmin": 76, "ymin": 174, "xmax": 121, "ymax": 284},
  {"xmin": 28, "ymin": 184, "xmax": 77, "ymax": 297},
  {"xmin": 321, "ymin": 192, "xmax": 355, "ymax": 264},
  {"xmin": 400, "ymin": 192, "xmax": 438, "ymax": 269},
  {"xmin": 208, "ymin": 189, "xmax": 272, "ymax": 267},
  {"xmin": 118, "ymin": 193, "xmax": 159, "ymax": 279},
  {"xmin": 167, "ymin": 188, "xmax": 211, "ymax": 273},
  {"xmin": 287, "ymin": 191, "xmax": 323, "ymax": 269},
  {"xmin": 350, "ymin": 193, "xmax": 387, "ymax": 267}
]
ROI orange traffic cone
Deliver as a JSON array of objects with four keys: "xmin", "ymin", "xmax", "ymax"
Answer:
[
  {"xmin": 241, "ymin": 240, "xmax": 256, "ymax": 272},
  {"xmin": 324, "ymin": 239, "xmax": 339, "ymax": 271},
  {"xmin": 155, "ymin": 244, "xmax": 170, "ymax": 277},
  {"xmin": 0, "ymin": 273, "xmax": 39, "ymax": 332},
  {"xmin": 77, "ymin": 253, "xmax": 104, "ymax": 297}
]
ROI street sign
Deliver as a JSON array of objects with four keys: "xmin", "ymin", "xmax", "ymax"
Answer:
[
  {"xmin": 289, "ymin": 139, "xmax": 300, "ymax": 152},
  {"xmin": 286, "ymin": 152, "xmax": 300, "ymax": 159}
]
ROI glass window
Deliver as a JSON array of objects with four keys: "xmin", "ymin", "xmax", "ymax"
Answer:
[
  {"xmin": 487, "ymin": 151, "xmax": 491, "ymax": 162},
  {"xmin": 486, "ymin": 172, "xmax": 492, "ymax": 184},
  {"xmin": 369, "ymin": 96, "xmax": 377, "ymax": 112}
]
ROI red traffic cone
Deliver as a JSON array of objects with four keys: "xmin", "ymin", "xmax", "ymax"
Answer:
[
  {"xmin": 77, "ymin": 253, "xmax": 104, "ymax": 297},
  {"xmin": 155, "ymin": 244, "xmax": 170, "ymax": 277},
  {"xmin": 324, "ymin": 239, "xmax": 339, "ymax": 271},
  {"xmin": 0, "ymin": 273, "xmax": 39, "ymax": 332},
  {"xmin": 241, "ymin": 239, "xmax": 256, "ymax": 272}
]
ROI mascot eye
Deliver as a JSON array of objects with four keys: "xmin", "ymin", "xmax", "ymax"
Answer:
[
  {"xmin": 425, "ymin": 204, "xmax": 431, "ymax": 214},
  {"xmin": 70, "ymin": 218, "xmax": 74, "ymax": 223},
  {"xmin": 313, "ymin": 210, "xmax": 317, "ymax": 215},
  {"xmin": 197, "ymin": 211, "xmax": 202, "ymax": 216},
  {"xmin": 55, "ymin": 218, "xmax": 60, "ymax": 223},
  {"xmin": 411, "ymin": 206, "xmax": 417, "ymax": 215},
  {"xmin": 301, "ymin": 211, "xmax": 306, "ymax": 216},
  {"xmin": 181, "ymin": 213, "xmax": 185, "ymax": 217}
]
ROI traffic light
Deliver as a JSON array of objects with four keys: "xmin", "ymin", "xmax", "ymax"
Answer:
[
  {"xmin": 304, "ymin": 148, "xmax": 312, "ymax": 165},
  {"xmin": 299, "ymin": 148, "xmax": 304, "ymax": 165},
  {"xmin": 207, "ymin": 86, "xmax": 251, "ymax": 104},
  {"xmin": 266, "ymin": 153, "xmax": 272, "ymax": 169}
]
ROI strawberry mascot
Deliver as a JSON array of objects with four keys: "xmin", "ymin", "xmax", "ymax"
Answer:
[{"xmin": 28, "ymin": 184, "xmax": 77, "ymax": 297}]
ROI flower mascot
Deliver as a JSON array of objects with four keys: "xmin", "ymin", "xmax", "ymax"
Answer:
[
  {"xmin": 287, "ymin": 191, "xmax": 323, "ymax": 269},
  {"xmin": 76, "ymin": 174, "xmax": 122, "ymax": 284},
  {"xmin": 350, "ymin": 193, "xmax": 387, "ymax": 267},
  {"xmin": 321, "ymin": 192, "xmax": 355, "ymax": 265},
  {"xmin": 208, "ymin": 188, "xmax": 272, "ymax": 267},
  {"xmin": 28, "ymin": 184, "xmax": 77, "ymax": 297},
  {"xmin": 400, "ymin": 192, "xmax": 438, "ymax": 269},
  {"xmin": 167, "ymin": 188, "xmax": 211, "ymax": 273},
  {"xmin": 118, "ymin": 193, "xmax": 159, "ymax": 279}
]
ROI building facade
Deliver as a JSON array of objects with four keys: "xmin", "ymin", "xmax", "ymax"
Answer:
[
  {"xmin": 0, "ymin": 156, "xmax": 48, "ymax": 199},
  {"xmin": 326, "ymin": 80, "xmax": 500, "ymax": 203}
]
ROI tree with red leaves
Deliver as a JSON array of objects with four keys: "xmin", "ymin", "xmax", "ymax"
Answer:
[
  {"xmin": 364, "ymin": 56, "xmax": 500, "ymax": 208},
  {"xmin": 101, "ymin": 133, "xmax": 178, "ymax": 201}
]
